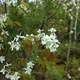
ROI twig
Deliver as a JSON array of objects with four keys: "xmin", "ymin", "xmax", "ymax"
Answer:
[
  {"xmin": 66, "ymin": 15, "xmax": 73, "ymax": 73},
  {"xmin": 74, "ymin": 6, "xmax": 79, "ymax": 41}
]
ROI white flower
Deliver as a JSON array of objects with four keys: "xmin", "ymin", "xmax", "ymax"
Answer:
[
  {"xmin": 5, "ymin": 72, "xmax": 20, "ymax": 80},
  {"xmin": 30, "ymin": 34, "xmax": 34, "ymax": 37},
  {"xmin": 37, "ymin": 29, "xmax": 43, "ymax": 33},
  {"xmin": 8, "ymin": 34, "xmax": 26, "ymax": 51},
  {"xmin": 24, "ymin": 67, "xmax": 32, "ymax": 75},
  {"xmin": 0, "ymin": 67, "xmax": 7, "ymax": 75},
  {"xmin": 0, "ymin": 0, "xmax": 5, "ymax": 4},
  {"xmin": 29, "ymin": 0, "xmax": 36, "ymax": 3},
  {"xmin": 1, "ymin": 29, "xmax": 9, "ymax": 36},
  {"xmin": 26, "ymin": 34, "xmax": 29, "ymax": 37},
  {"xmin": 8, "ymin": 41, "xmax": 20, "ymax": 51},
  {"xmin": 48, "ymin": 28, "xmax": 56, "ymax": 33},
  {"xmin": 17, "ymin": 35, "xmax": 25, "ymax": 39},
  {"xmin": 4, "ymin": 0, "xmax": 12, "ymax": 6},
  {"xmin": 0, "ymin": 56, "xmax": 5, "ymax": 63},
  {"xmin": 70, "ymin": 30, "xmax": 74, "ymax": 34},
  {"xmin": 11, "ymin": 0, "xmax": 17, "ymax": 6},
  {"xmin": 24, "ymin": 61, "xmax": 34, "ymax": 75},
  {"xmin": 0, "ymin": 62, "xmax": 12, "ymax": 78},
  {"xmin": 27, "ymin": 61, "xmax": 34, "ymax": 68},
  {"xmin": 72, "ymin": 0, "xmax": 76, "ymax": 6},
  {"xmin": 31, "ymin": 38, "xmax": 35, "ymax": 44},
  {"xmin": 4, "ymin": 63, "xmax": 12, "ymax": 67},
  {"xmin": 1, "ymin": 0, "xmax": 17, "ymax": 6},
  {"xmin": 0, "ymin": 62, "xmax": 11, "ymax": 75},
  {"xmin": 37, "ymin": 31, "xmax": 45, "ymax": 39},
  {"xmin": 67, "ymin": 73, "xmax": 71, "ymax": 79},
  {"xmin": 78, "ymin": 67, "xmax": 80, "ymax": 71},
  {"xmin": 39, "ymin": 28, "xmax": 60, "ymax": 53},
  {"xmin": 0, "ymin": 14, "xmax": 7, "ymax": 28}
]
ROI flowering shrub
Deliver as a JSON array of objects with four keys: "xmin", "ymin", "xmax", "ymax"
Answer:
[
  {"xmin": 0, "ymin": 0, "xmax": 80, "ymax": 80},
  {"xmin": 0, "ymin": 4, "xmax": 60, "ymax": 79}
]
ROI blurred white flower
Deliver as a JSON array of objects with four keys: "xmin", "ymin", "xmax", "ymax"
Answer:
[
  {"xmin": 24, "ymin": 61, "xmax": 34, "ymax": 75},
  {"xmin": 29, "ymin": 0, "xmax": 36, "ymax": 3},
  {"xmin": 11, "ymin": 0, "xmax": 17, "ymax": 6},
  {"xmin": 78, "ymin": 67, "xmax": 80, "ymax": 71},
  {"xmin": 8, "ymin": 41, "xmax": 20, "ymax": 51},
  {"xmin": 37, "ymin": 29, "xmax": 45, "ymax": 39},
  {"xmin": 70, "ymin": 30, "xmax": 74, "ymax": 34},
  {"xmin": 39, "ymin": 28, "xmax": 60, "ymax": 53},
  {"xmin": 37, "ymin": 29, "xmax": 43, "ymax": 33},
  {"xmin": 48, "ymin": 28, "xmax": 56, "ymax": 33},
  {"xmin": 0, "ymin": 0, "xmax": 17, "ymax": 6},
  {"xmin": 0, "ymin": 14, "xmax": 7, "ymax": 28},
  {"xmin": 0, "ymin": 56, "xmax": 5, "ymax": 63},
  {"xmin": 0, "ymin": 0, "xmax": 5, "ymax": 4},
  {"xmin": 1, "ymin": 29, "xmax": 9, "ymax": 36},
  {"xmin": 72, "ymin": 0, "xmax": 76, "ymax": 6},
  {"xmin": 8, "ymin": 34, "xmax": 25, "ymax": 51},
  {"xmin": 0, "ymin": 62, "xmax": 11, "ymax": 75},
  {"xmin": 4, "ymin": 63, "xmax": 12, "ymax": 67},
  {"xmin": 0, "ymin": 67, "xmax": 7, "ymax": 74},
  {"xmin": 5, "ymin": 72, "xmax": 20, "ymax": 80},
  {"xmin": 67, "ymin": 73, "xmax": 72, "ymax": 79}
]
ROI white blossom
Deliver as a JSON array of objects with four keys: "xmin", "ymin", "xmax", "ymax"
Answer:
[
  {"xmin": 0, "ymin": 67, "xmax": 7, "ymax": 74},
  {"xmin": 78, "ymin": 67, "xmax": 80, "ymax": 71},
  {"xmin": 11, "ymin": 0, "xmax": 17, "ymax": 6},
  {"xmin": 0, "ymin": 14, "xmax": 7, "ymax": 28},
  {"xmin": 72, "ymin": 0, "xmax": 76, "ymax": 6},
  {"xmin": 48, "ymin": 28, "xmax": 56, "ymax": 33},
  {"xmin": 37, "ymin": 29, "xmax": 45, "ymax": 39},
  {"xmin": 8, "ymin": 34, "xmax": 26, "ymax": 51},
  {"xmin": 0, "ymin": 56, "xmax": 5, "ymax": 63},
  {"xmin": 0, "ymin": 62, "xmax": 11, "ymax": 75},
  {"xmin": 70, "ymin": 30, "xmax": 74, "ymax": 34},
  {"xmin": 0, "ymin": 0, "xmax": 5, "ymax": 4},
  {"xmin": 37, "ymin": 29, "xmax": 43, "ymax": 33},
  {"xmin": 0, "ymin": 0, "xmax": 18, "ymax": 6},
  {"xmin": 29, "ymin": 0, "xmax": 36, "ymax": 3},
  {"xmin": 38, "ymin": 28, "xmax": 60, "ymax": 53},
  {"xmin": 67, "ymin": 73, "xmax": 72, "ymax": 79},
  {"xmin": 24, "ymin": 61, "xmax": 34, "ymax": 75},
  {"xmin": 4, "ymin": 63, "xmax": 12, "ymax": 67},
  {"xmin": 5, "ymin": 72, "xmax": 20, "ymax": 80},
  {"xmin": 1, "ymin": 29, "xmax": 9, "ymax": 36},
  {"xmin": 8, "ymin": 41, "xmax": 20, "ymax": 51}
]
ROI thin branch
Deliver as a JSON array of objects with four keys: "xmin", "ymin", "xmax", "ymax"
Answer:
[
  {"xmin": 74, "ymin": 6, "xmax": 79, "ymax": 41},
  {"xmin": 4, "ymin": 2, "xmax": 7, "ymax": 13},
  {"xmin": 66, "ymin": 15, "xmax": 73, "ymax": 73}
]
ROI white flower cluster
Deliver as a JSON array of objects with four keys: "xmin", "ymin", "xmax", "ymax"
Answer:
[
  {"xmin": 0, "ymin": 56, "xmax": 20, "ymax": 80},
  {"xmin": 8, "ymin": 35, "xmax": 25, "ymax": 51},
  {"xmin": 37, "ymin": 28, "xmax": 60, "ymax": 53},
  {"xmin": 24, "ymin": 61, "xmax": 34, "ymax": 75},
  {"xmin": 62, "ymin": 0, "xmax": 80, "ymax": 19},
  {"xmin": 5, "ymin": 72, "xmax": 20, "ymax": 80}
]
